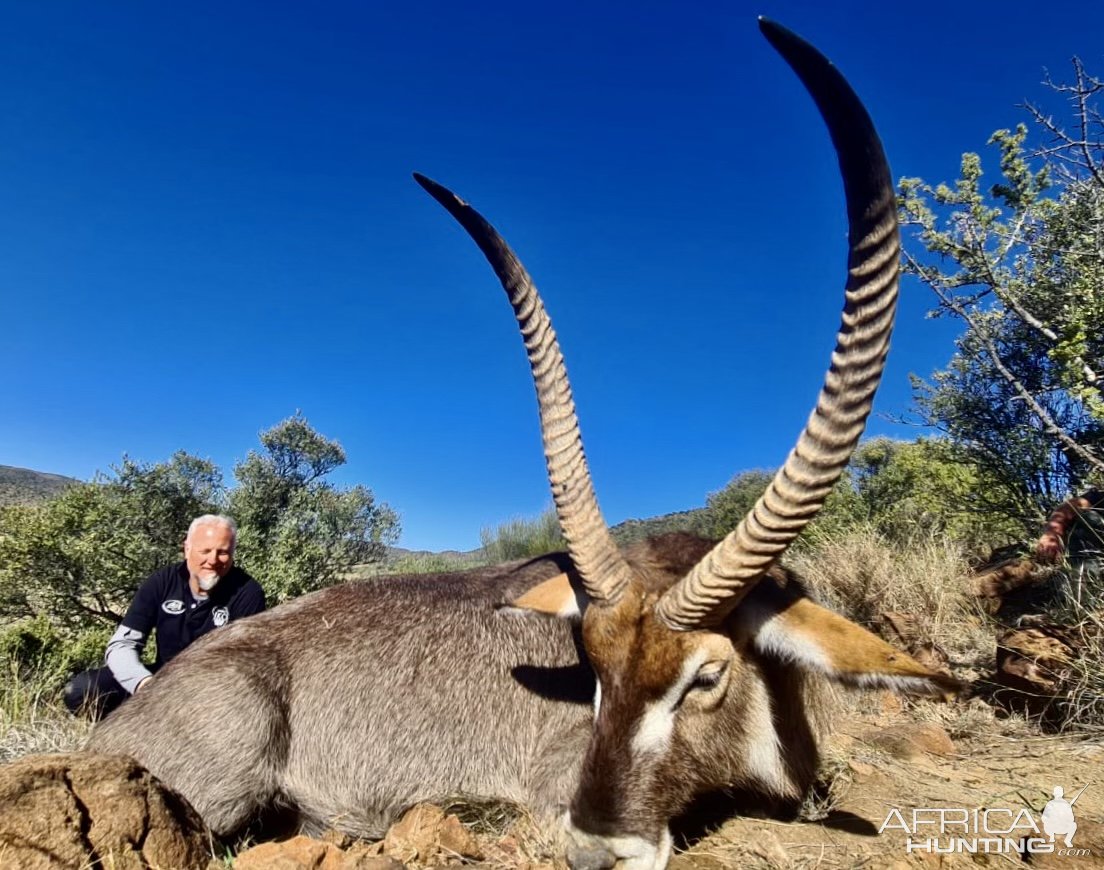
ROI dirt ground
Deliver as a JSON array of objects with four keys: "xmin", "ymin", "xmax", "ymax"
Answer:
[{"xmin": 668, "ymin": 698, "xmax": 1104, "ymax": 869}]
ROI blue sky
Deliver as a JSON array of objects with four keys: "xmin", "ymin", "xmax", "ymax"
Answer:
[{"xmin": 3, "ymin": 1, "xmax": 1102, "ymax": 552}]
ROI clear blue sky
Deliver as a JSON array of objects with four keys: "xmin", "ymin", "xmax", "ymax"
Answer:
[{"xmin": 3, "ymin": 1, "xmax": 1102, "ymax": 552}]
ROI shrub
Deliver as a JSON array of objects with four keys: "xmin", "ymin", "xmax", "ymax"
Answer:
[{"xmin": 480, "ymin": 509, "xmax": 565, "ymax": 563}]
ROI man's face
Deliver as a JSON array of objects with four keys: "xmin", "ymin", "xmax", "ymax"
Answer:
[{"xmin": 183, "ymin": 524, "xmax": 235, "ymax": 592}]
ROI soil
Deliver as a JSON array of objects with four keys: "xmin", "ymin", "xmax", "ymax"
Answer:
[{"xmin": 669, "ymin": 701, "xmax": 1104, "ymax": 869}]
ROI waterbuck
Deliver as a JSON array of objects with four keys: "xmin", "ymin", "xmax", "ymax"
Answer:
[{"xmin": 90, "ymin": 19, "xmax": 955, "ymax": 870}]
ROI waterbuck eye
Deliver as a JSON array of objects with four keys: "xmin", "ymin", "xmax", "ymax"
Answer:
[{"xmin": 690, "ymin": 662, "xmax": 727, "ymax": 693}]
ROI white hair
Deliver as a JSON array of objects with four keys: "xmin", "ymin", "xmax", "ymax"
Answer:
[{"xmin": 186, "ymin": 514, "xmax": 238, "ymax": 553}]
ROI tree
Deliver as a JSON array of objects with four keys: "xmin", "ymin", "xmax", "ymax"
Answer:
[
  {"xmin": 705, "ymin": 439, "xmax": 1020, "ymax": 554},
  {"xmin": 848, "ymin": 437, "xmax": 1021, "ymax": 552},
  {"xmin": 704, "ymin": 470, "xmax": 776, "ymax": 540},
  {"xmin": 0, "ymin": 453, "xmax": 222, "ymax": 633},
  {"xmin": 899, "ymin": 60, "xmax": 1104, "ymax": 533},
  {"xmin": 229, "ymin": 413, "xmax": 399, "ymax": 602}
]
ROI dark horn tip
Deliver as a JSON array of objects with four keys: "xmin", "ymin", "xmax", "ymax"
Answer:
[
  {"xmin": 756, "ymin": 17, "xmax": 787, "ymax": 39},
  {"xmin": 413, "ymin": 173, "xmax": 468, "ymax": 210},
  {"xmin": 757, "ymin": 18, "xmax": 835, "ymax": 74}
]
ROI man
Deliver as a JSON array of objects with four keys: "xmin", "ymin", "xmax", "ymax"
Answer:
[
  {"xmin": 63, "ymin": 514, "xmax": 266, "ymax": 719},
  {"xmin": 1035, "ymin": 488, "xmax": 1104, "ymax": 564},
  {"xmin": 1035, "ymin": 487, "xmax": 1103, "ymax": 609}
]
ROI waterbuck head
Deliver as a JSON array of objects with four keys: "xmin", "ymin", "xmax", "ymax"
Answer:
[{"xmin": 417, "ymin": 18, "xmax": 954, "ymax": 870}]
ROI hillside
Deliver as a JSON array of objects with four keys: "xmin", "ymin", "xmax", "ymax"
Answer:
[
  {"xmin": 0, "ymin": 465, "xmax": 79, "ymax": 506},
  {"xmin": 610, "ymin": 507, "xmax": 712, "ymax": 545}
]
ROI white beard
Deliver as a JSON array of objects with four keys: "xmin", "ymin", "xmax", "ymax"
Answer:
[{"xmin": 197, "ymin": 573, "xmax": 220, "ymax": 592}]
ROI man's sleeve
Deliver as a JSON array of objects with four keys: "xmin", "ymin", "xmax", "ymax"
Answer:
[
  {"xmin": 120, "ymin": 569, "xmax": 166, "ymax": 635},
  {"xmin": 233, "ymin": 581, "xmax": 266, "ymax": 619},
  {"xmin": 106, "ymin": 568, "xmax": 165, "ymax": 693},
  {"xmin": 105, "ymin": 625, "xmax": 152, "ymax": 694}
]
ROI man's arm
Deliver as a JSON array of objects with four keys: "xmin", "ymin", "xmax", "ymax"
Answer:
[
  {"xmin": 1036, "ymin": 490, "xmax": 1104, "ymax": 562},
  {"xmin": 105, "ymin": 567, "xmax": 167, "ymax": 693},
  {"xmin": 105, "ymin": 625, "xmax": 153, "ymax": 693},
  {"xmin": 231, "ymin": 577, "xmax": 266, "ymax": 619}
]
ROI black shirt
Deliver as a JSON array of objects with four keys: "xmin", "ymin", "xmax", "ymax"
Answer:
[
  {"xmin": 121, "ymin": 562, "xmax": 266, "ymax": 666},
  {"xmin": 1070, "ymin": 489, "xmax": 1104, "ymax": 558}
]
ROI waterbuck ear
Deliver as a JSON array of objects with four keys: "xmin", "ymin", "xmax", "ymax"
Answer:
[
  {"xmin": 740, "ymin": 591, "xmax": 960, "ymax": 699},
  {"xmin": 506, "ymin": 571, "xmax": 590, "ymax": 621}
]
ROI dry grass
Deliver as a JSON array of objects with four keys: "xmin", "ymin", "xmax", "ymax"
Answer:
[
  {"xmin": 0, "ymin": 655, "xmax": 89, "ymax": 763},
  {"xmin": 1049, "ymin": 611, "xmax": 1104, "ymax": 732},
  {"xmin": 435, "ymin": 794, "xmax": 523, "ymax": 837},
  {"xmin": 788, "ymin": 524, "xmax": 994, "ymax": 674}
]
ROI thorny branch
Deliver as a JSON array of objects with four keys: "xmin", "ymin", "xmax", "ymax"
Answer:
[{"xmin": 903, "ymin": 250, "xmax": 1104, "ymax": 477}]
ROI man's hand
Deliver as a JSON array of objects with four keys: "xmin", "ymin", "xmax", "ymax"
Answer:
[
  {"xmin": 1034, "ymin": 501, "xmax": 1082, "ymax": 564},
  {"xmin": 135, "ymin": 677, "xmax": 153, "ymax": 693},
  {"xmin": 1035, "ymin": 530, "xmax": 1065, "ymax": 563}
]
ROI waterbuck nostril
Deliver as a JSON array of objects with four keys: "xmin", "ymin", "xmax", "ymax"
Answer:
[{"xmin": 567, "ymin": 844, "xmax": 618, "ymax": 870}]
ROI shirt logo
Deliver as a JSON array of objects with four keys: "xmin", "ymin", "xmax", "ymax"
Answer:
[
  {"xmin": 213, "ymin": 607, "xmax": 230, "ymax": 627},
  {"xmin": 162, "ymin": 599, "xmax": 185, "ymax": 615}
]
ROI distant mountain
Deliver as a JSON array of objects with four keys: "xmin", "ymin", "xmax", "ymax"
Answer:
[
  {"xmin": 371, "ymin": 507, "xmax": 714, "ymax": 574},
  {"xmin": 610, "ymin": 508, "xmax": 712, "ymax": 545},
  {"xmin": 0, "ymin": 465, "xmax": 80, "ymax": 506}
]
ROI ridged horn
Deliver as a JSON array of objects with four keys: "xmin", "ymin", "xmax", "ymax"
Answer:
[
  {"xmin": 656, "ymin": 18, "xmax": 901, "ymax": 630},
  {"xmin": 415, "ymin": 173, "xmax": 633, "ymax": 605}
]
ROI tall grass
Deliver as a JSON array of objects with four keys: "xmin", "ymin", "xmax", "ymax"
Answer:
[
  {"xmin": 387, "ymin": 551, "xmax": 486, "ymax": 575},
  {"xmin": 788, "ymin": 523, "xmax": 993, "ymax": 670},
  {"xmin": 1048, "ymin": 560, "xmax": 1104, "ymax": 731},
  {"xmin": 0, "ymin": 652, "xmax": 89, "ymax": 763},
  {"xmin": 480, "ymin": 508, "xmax": 564, "ymax": 563}
]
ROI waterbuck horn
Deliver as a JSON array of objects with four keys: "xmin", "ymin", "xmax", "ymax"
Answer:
[
  {"xmin": 415, "ymin": 173, "xmax": 633, "ymax": 605},
  {"xmin": 655, "ymin": 18, "xmax": 901, "ymax": 629}
]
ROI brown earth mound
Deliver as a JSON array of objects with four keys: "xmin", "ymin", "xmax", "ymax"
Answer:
[{"xmin": 0, "ymin": 751, "xmax": 214, "ymax": 869}]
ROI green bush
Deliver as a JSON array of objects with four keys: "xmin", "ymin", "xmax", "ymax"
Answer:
[
  {"xmin": 480, "ymin": 508, "xmax": 565, "ymax": 563},
  {"xmin": 0, "ymin": 617, "xmax": 112, "ymax": 698},
  {"xmin": 386, "ymin": 552, "xmax": 485, "ymax": 575}
]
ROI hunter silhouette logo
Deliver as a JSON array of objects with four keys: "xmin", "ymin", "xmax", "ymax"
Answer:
[
  {"xmin": 880, "ymin": 783, "xmax": 1093, "ymax": 856},
  {"xmin": 1043, "ymin": 785, "xmax": 1085, "ymax": 848}
]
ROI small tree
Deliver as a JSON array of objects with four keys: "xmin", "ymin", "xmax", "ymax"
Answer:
[
  {"xmin": 848, "ymin": 437, "xmax": 1021, "ymax": 552},
  {"xmin": 229, "ymin": 413, "xmax": 399, "ymax": 602},
  {"xmin": 899, "ymin": 60, "xmax": 1104, "ymax": 532},
  {"xmin": 704, "ymin": 470, "xmax": 775, "ymax": 539},
  {"xmin": 706, "ymin": 468, "xmax": 865, "ymax": 550}
]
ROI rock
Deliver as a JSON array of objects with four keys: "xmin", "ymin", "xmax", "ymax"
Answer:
[
  {"xmin": 233, "ymin": 836, "xmax": 338, "ymax": 870},
  {"xmin": 234, "ymin": 836, "xmax": 405, "ymax": 870},
  {"xmin": 972, "ymin": 557, "xmax": 1043, "ymax": 600},
  {"xmin": 1026, "ymin": 818, "xmax": 1104, "ymax": 867},
  {"xmin": 993, "ymin": 624, "xmax": 1080, "ymax": 720},
  {"xmin": 383, "ymin": 803, "xmax": 446, "ymax": 864},
  {"xmin": 438, "ymin": 812, "xmax": 485, "ymax": 860},
  {"xmin": 379, "ymin": 802, "xmax": 482, "ymax": 864},
  {"xmin": 321, "ymin": 827, "xmax": 356, "ymax": 849},
  {"xmin": 344, "ymin": 846, "xmax": 405, "ymax": 869},
  {"xmin": 879, "ymin": 612, "xmax": 952, "ymax": 677},
  {"xmin": 750, "ymin": 829, "xmax": 791, "ymax": 867},
  {"xmin": 0, "ymin": 751, "xmax": 212, "ymax": 870}
]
